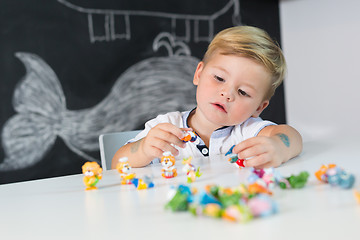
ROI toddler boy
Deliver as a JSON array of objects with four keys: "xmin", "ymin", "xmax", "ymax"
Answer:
[{"xmin": 112, "ymin": 26, "xmax": 302, "ymax": 169}]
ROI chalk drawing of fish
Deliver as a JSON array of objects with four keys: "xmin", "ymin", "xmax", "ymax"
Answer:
[{"xmin": 1, "ymin": 37, "xmax": 198, "ymax": 170}]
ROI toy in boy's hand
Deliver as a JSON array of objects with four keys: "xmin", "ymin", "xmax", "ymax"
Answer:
[
  {"xmin": 315, "ymin": 164, "xmax": 355, "ymax": 189},
  {"xmin": 132, "ymin": 175, "xmax": 155, "ymax": 190},
  {"xmin": 82, "ymin": 162, "xmax": 103, "ymax": 190},
  {"xmin": 225, "ymin": 145, "xmax": 245, "ymax": 168},
  {"xmin": 181, "ymin": 131, "xmax": 198, "ymax": 143},
  {"xmin": 161, "ymin": 151, "xmax": 177, "ymax": 178},
  {"xmin": 182, "ymin": 157, "xmax": 202, "ymax": 183},
  {"xmin": 116, "ymin": 157, "xmax": 136, "ymax": 184}
]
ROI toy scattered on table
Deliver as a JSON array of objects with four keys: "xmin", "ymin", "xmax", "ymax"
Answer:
[
  {"xmin": 161, "ymin": 151, "xmax": 177, "ymax": 178},
  {"xmin": 165, "ymin": 183, "xmax": 277, "ymax": 223},
  {"xmin": 225, "ymin": 145, "xmax": 245, "ymax": 168},
  {"xmin": 116, "ymin": 157, "xmax": 136, "ymax": 184},
  {"xmin": 247, "ymin": 167, "xmax": 309, "ymax": 189},
  {"xmin": 279, "ymin": 171, "xmax": 309, "ymax": 189},
  {"xmin": 165, "ymin": 184, "xmax": 197, "ymax": 211},
  {"xmin": 247, "ymin": 168, "xmax": 282, "ymax": 189},
  {"xmin": 181, "ymin": 130, "xmax": 198, "ymax": 143},
  {"xmin": 182, "ymin": 157, "xmax": 202, "ymax": 183},
  {"xmin": 315, "ymin": 164, "xmax": 355, "ymax": 189},
  {"xmin": 132, "ymin": 175, "xmax": 155, "ymax": 190},
  {"xmin": 354, "ymin": 190, "xmax": 360, "ymax": 204},
  {"xmin": 82, "ymin": 162, "xmax": 103, "ymax": 190}
]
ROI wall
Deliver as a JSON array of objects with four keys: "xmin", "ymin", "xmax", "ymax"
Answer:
[{"xmin": 280, "ymin": 0, "xmax": 360, "ymax": 141}]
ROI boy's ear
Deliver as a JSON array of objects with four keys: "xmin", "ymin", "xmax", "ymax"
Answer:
[
  {"xmin": 252, "ymin": 100, "xmax": 269, "ymax": 118},
  {"xmin": 193, "ymin": 62, "xmax": 204, "ymax": 85}
]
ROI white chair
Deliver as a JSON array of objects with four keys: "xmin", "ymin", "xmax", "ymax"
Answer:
[{"xmin": 99, "ymin": 130, "xmax": 141, "ymax": 170}]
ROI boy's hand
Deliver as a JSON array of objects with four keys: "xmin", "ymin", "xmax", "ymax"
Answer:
[
  {"xmin": 140, "ymin": 123, "xmax": 190, "ymax": 160},
  {"xmin": 232, "ymin": 135, "xmax": 288, "ymax": 169}
]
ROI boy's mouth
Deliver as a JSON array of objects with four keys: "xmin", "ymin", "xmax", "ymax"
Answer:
[{"xmin": 212, "ymin": 103, "xmax": 227, "ymax": 113}]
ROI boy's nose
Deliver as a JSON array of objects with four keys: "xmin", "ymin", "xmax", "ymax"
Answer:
[{"xmin": 220, "ymin": 89, "xmax": 234, "ymax": 102}]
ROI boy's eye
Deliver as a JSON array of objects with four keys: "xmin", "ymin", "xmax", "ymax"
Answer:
[
  {"xmin": 238, "ymin": 89, "xmax": 250, "ymax": 97},
  {"xmin": 214, "ymin": 75, "xmax": 224, "ymax": 82}
]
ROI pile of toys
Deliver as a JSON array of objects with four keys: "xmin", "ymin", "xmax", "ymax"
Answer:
[
  {"xmin": 165, "ymin": 167, "xmax": 311, "ymax": 223},
  {"xmin": 165, "ymin": 183, "xmax": 277, "ymax": 223}
]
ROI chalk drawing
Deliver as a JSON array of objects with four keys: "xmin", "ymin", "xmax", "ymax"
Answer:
[
  {"xmin": 1, "ymin": 35, "xmax": 198, "ymax": 170},
  {"xmin": 57, "ymin": 0, "xmax": 241, "ymax": 43}
]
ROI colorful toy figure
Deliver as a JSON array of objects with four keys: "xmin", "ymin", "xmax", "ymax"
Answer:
[
  {"xmin": 161, "ymin": 151, "xmax": 177, "ymax": 178},
  {"xmin": 165, "ymin": 185, "xmax": 195, "ymax": 211},
  {"xmin": 82, "ymin": 162, "xmax": 103, "ymax": 190},
  {"xmin": 116, "ymin": 157, "xmax": 136, "ymax": 184},
  {"xmin": 181, "ymin": 131, "xmax": 198, "ymax": 143},
  {"xmin": 315, "ymin": 164, "xmax": 337, "ymax": 182},
  {"xmin": 132, "ymin": 175, "xmax": 155, "ymax": 190},
  {"xmin": 225, "ymin": 145, "xmax": 245, "ymax": 168},
  {"xmin": 315, "ymin": 164, "xmax": 355, "ymax": 189},
  {"xmin": 182, "ymin": 157, "xmax": 202, "ymax": 183},
  {"xmin": 279, "ymin": 171, "xmax": 310, "ymax": 189},
  {"xmin": 354, "ymin": 190, "xmax": 360, "ymax": 204}
]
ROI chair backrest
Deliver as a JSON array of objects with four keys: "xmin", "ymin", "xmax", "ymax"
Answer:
[{"xmin": 99, "ymin": 130, "xmax": 141, "ymax": 170}]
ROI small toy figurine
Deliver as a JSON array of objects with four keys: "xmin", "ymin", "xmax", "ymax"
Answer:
[
  {"xmin": 182, "ymin": 157, "xmax": 202, "ymax": 183},
  {"xmin": 315, "ymin": 164, "xmax": 337, "ymax": 182},
  {"xmin": 82, "ymin": 162, "xmax": 103, "ymax": 190},
  {"xmin": 225, "ymin": 145, "xmax": 245, "ymax": 168},
  {"xmin": 165, "ymin": 185, "xmax": 195, "ymax": 211},
  {"xmin": 161, "ymin": 151, "xmax": 177, "ymax": 178},
  {"xmin": 181, "ymin": 131, "xmax": 198, "ymax": 143},
  {"xmin": 354, "ymin": 190, "xmax": 360, "ymax": 204},
  {"xmin": 315, "ymin": 164, "xmax": 355, "ymax": 189},
  {"xmin": 279, "ymin": 171, "xmax": 310, "ymax": 189},
  {"xmin": 247, "ymin": 194, "xmax": 278, "ymax": 218},
  {"xmin": 132, "ymin": 175, "xmax": 155, "ymax": 190},
  {"xmin": 116, "ymin": 157, "xmax": 136, "ymax": 184}
]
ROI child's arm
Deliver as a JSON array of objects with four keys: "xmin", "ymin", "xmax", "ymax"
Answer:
[
  {"xmin": 111, "ymin": 123, "xmax": 188, "ymax": 169},
  {"xmin": 232, "ymin": 124, "xmax": 303, "ymax": 169}
]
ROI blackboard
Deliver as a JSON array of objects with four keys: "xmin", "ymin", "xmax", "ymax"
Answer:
[{"xmin": 0, "ymin": 0, "xmax": 284, "ymax": 184}]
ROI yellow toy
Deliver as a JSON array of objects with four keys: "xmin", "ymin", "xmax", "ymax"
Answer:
[
  {"xmin": 161, "ymin": 151, "xmax": 177, "ymax": 178},
  {"xmin": 82, "ymin": 162, "xmax": 103, "ymax": 190},
  {"xmin": 354, "ymin": 190, "xmax": 360, "ymax": 204},
  {"xmin": 116, "ymin": 157, "xmax": 136, "ymax": 184},
  {"xmin": 182, "ymin": 157, "xmax": 201, "ymax": 183}
]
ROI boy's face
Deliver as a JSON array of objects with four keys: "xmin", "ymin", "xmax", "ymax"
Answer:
[{"xmin": 193, "ymin": 51, "xmax": 271, "ymax": 128}]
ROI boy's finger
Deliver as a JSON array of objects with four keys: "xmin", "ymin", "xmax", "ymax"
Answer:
[
  {"xmin": 157, "ymin": 123, "xmax": 188, "ymax": 140},
  {"xmin": 243, "ymin": 154, "xmax": 268, "ymax": 168},
  {"xmin": 233, "ymin": 137, "xmax": 261, "ymax": 153},
  {"xmin": 150, "ymin": 138, "xmax": 180, "ymax": 156},
  {"xmin": 238, "ymin": 144, "xmax": 266, "ymax": 159}
]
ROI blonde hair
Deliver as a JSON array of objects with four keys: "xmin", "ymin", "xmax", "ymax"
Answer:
[{"xmin": 203, "ymin": 26, "xmax": 287, "ymax": 100}]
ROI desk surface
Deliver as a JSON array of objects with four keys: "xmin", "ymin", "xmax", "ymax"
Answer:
[{"xmin": 1, "ymin": 136, "xmax": 360, "ymax": 240}]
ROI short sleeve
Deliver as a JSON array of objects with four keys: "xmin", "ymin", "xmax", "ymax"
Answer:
[{"xmin": 239, "ymin": 117, "xmax": 276, "ymax": 140}]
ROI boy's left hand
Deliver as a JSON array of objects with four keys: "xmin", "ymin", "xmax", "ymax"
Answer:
[{"xmin": 232, "ymin": 135, "xmax": 287, "ymax": 169}]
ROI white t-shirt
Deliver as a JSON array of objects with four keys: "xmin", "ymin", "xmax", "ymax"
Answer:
[{"xmin": 128, "ymin": 110, "xmax": 276, "ymax": 162}]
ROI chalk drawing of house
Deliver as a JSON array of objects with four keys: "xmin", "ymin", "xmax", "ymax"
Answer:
[{"xmin": 57, "ymin": 0, "xmax": 241, "ymax": 43}]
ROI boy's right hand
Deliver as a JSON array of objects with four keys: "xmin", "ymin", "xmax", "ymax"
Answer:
[{"xmin": 140, "ymin": 123, "xmax": 190, "ymax": 160}]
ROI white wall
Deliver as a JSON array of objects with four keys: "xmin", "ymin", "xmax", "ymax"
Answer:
[{"xmin": 280, "ymin": 0, "xmax": 360, "ymax": 141}]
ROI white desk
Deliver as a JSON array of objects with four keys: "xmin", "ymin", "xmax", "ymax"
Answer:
[{"xmin": 1, "ymin": 136, "xmax": 359, "ymax": 240}]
